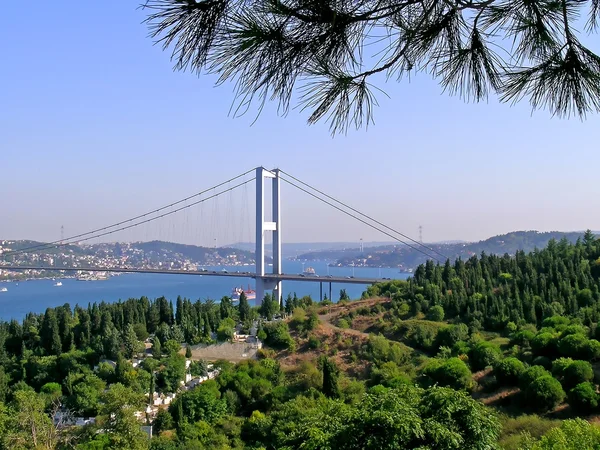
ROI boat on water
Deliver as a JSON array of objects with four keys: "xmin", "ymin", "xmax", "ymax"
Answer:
[
  {"xmin": 231, "ymin": 286, "xmax": 256, "ymax": 302},
  {"xmin": 302, "ymin": 266, "xmax": 317, "ymax": 276},
  {"xmin": 54, "ymin": 281, "xmax": 62, "ymax": 287},
  {"xmin": 0, "ymin": 287, "xmax": 7, "ymax": 293},
  {"xmin": 77, "ymin": 272, "xmax": 108, "ymax": 281}
]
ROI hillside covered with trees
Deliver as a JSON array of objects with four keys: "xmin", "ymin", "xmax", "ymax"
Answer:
[
  {"xmin": 298, "ymin": 230, "xmax": 594, "ymax": 270},
  {"xmin": 2, "ymin": 232, "xmax": 600, "ymax": 448}
]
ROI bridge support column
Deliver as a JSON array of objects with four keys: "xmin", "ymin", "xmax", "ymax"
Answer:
[
  {"xmin": 255, "ymin": 167, "xmax": 282, "ymax": 305},
  {"xmin": 329, "ymin": 282, "xmax": 332, "ymax": 302},
  {"xmin": 320, "ymin": 282, "xmax": 323, "ymax": 301}
]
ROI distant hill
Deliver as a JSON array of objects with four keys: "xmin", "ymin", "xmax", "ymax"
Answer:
[
  {"xmin": 0, "ymin": 239, "xmax": 263, "ymax": 270},
  {"xmin": 296, "ymin": 231, "xmax": 598, "ymax": 269},
  {"xmin": 229, "ymin": 241, "xmax": 398, "ymax": 257}
]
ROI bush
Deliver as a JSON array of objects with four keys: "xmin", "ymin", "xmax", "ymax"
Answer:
[
  {"xmin": 427, "ymin": 306, "xmax": 445, "ymax": 322},
  {"xmin": 587, "ymin": 339, "xmax": 600, "ymax": 361},
  {"xmin": 511, "ymin": 330, "xmax": 536, "ymax": 347},
  {"xmin": 531, "ymin": 332, "xmax": 557, "ymax": 357},
  {"xmin": 568, "ymin": 382, "xmax": 599, "ymax": 413},
  {"xmin": 422, "ymin": 357, "xmax": 473, "ymax": 391},
  {"xmin": 552, "ymin": 357, "xmax": 575, "ymax": 379},
  {"xmin": 520, "ymin": 366, "xmax": 551, "ymax": 390},
  {"xmin": 563, "ymin": 360, "xmax": 594, "ymax": 390},
  {"xmin": 558, "ymin": 334, "xmax": 589, "ymax": 360},
  {"xmin": 307, "ymin": 335, "xmax": 321, "ymax": 349},
  {"xmin": 263, "ymin": 322, "xmax": 294, "ymax": 350},
  {"xmin": 470, "ymin": 342, "xmax": 502, "ymax": 371},
  {"xmin": 436, "ymin": 324, "xmax": 469, "ymax": 349},
  {"xmin": 494, "ymin": 358, "xmax": 525, "ymax": 386},
  {"xmin": 337, "ymin": 319, "xmax": 350, "ymax": 329},
  {"xmin": 498, "ymin": 414, "xmax": 560, "ymax": 450},
  {"xmin": 505, "ymin": 322, "xmax": 518, "ymax": 335},
  {"xmin": 525, "ymin": 375, "xmax": 566, "ymax": 412}
]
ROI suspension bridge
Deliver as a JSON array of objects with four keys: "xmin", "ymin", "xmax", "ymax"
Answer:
[{"xmin": 1, "ymin": 167, "xmax": 446, "ymax": 302}]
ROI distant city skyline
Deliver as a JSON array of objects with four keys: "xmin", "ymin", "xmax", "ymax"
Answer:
[{"xmin": 2, "ymin": 2, "xmax": 599, "ymax": 247}]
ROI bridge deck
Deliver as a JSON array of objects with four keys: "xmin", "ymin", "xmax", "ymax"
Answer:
[{"xmin": 0, "ymin": 266, "xmax": 394, "ymax": 284}]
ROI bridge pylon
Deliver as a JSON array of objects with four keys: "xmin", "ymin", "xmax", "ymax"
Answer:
[{"xmin": 255, "ymin": 167, "xmax": 282, "ymax": 305}]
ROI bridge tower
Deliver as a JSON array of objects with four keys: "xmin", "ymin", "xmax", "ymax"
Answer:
[{"xmin": 255, "ymin": 167, "xmax": 282, "ymax": 305}]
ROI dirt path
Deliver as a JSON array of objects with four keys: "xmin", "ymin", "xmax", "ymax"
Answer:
[{"xmin": 318, "ymin": 311, "xmax": 370, "ymax": 338}]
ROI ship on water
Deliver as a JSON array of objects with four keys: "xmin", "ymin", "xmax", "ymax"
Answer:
[
  {"xmin": 231, "ymin": 286, "xmax": 256, "ymax": 302},
  {"xmin": 302, "ymin": 266, "xmax": 317, "ymax": 276},
  {"xmin": 77, "ymin": 272, "xmax": 109, "ymax": 281}
]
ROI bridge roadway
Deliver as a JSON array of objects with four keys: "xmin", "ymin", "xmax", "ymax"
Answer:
[{"xmin": 0, "ymin": 266, "xmax": 392, "ymax": 285}]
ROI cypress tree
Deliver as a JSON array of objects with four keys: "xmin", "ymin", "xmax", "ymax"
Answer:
[
  {"xmin": 321, "ymin": 357, "xmax": 340, "ymax": 399},
  {"xmin": 176, "ymin": 296, "xmax": 184, "ymax": 325},
  {"xmin": 238, "ymin": 292, "xmax": 251, "ymax": 322}
]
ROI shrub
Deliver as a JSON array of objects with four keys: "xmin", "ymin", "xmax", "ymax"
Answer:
[
  {"xmin": 505, "ymin": 322, "xmax": 518, "ymax": 335},
  {"xmin": 552, "ymin": 357, "xmax": 575, "ymax": 379},
  {"xmin": 563, "ymin": 360, "xmax": 594, "ymax": 390},
  {"xmin": 263, "ymin": 322, "xmax": 294, "ymax": 350},
  {"xmin": 525, "ymin": 375, "xmax": 566, "ymax": 412},
  {"xmin": 568, "ymin": 382, "xmax": 599, "ymax": 413},
  {"xmin": 494, "ymin": 358, "xmax": 525, "ymax": 386},
  {"xmin": 498, "ymin": 415, "xmax": 560, "ymax": 449},
  {"xmin": 541, "ymin": 315, "xmax": 569, "ymax": 329},
  {"xmin": 427, "ymin": 306, "xmax": 445, "ymax": 322},
  {"xmin": 558, "ymin": 334, "xmax": 589, "ymax": 360},
  {"xmin": 511, "ymin": 330, "xmax": 536, "ymax": 347},
  {"xmin": 307, "ymin": 335, "xmax": 321, "ymax": 349},
  {"xmin": 470, "ymin": 342, "xmax": 502, "ymax": 371},
  {"xmin": 561, "ymin": 325, "xmax": 589, "ymax": 338},
  {"xmin": 531, "ymin": 332, "xmax": 557, "ymax": 357},
  {"xmin": 587, "ymin": 339, "xmax": 600, "ymax": 361},
  {"xmin": 337, "ymin": 319, "xmax": 350, "ymax": 329},
  {"xmin": 437, "ymin": 324, "xmax": 469, "ymax": 349},
  {"xmin": 422, "ymin": 357, "xmax": 473, "ymax": 391},
  {"xmin": 520, "ymin": 366, "xmax": 551, "ymax": 391}
]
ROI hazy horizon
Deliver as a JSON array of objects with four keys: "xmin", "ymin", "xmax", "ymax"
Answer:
[{"xmin": 2, "ymin": 2, "xmax": 599, "ymax": 247}]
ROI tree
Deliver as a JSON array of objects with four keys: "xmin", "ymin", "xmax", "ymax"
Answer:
[
  {"xmin": 494, "ymin": 357, "xmax": 526, "ymax": 386},
  {"xmin": 96, "ymin": 383, "xmax": 148, "ymax": 450},
  {"xmin": 269, "ymin": 385, "xmax": 500, "ymax": 449},
  {"xmin": 143, "ymin": 0, "xmax": 600, "ymax": 135},
  {"xmin": 40, "ymin": 308, "xmax": 62, "ymax": 356},
  {"xmin": 320, "ymin": 357, "xmax": 340, "ymax": 399},
  {"xmin": 427, "ymin": 305, "xmax": 445, "ymax": 322},
  {"xmin": 153, "ymin": 337, "xmax": 162, "ymax": 358},
  {"xmin": 523, "ymin": 418, "xmax": 600, "ymax": 449},
  {"xmin": 217, "ymin": 318, "xmax": 236, "ymax": 342},
  {"xmin": 563, "ymin": 360, "xmax": 594, "ymax": 390},
  {"xmin": 157, "ymin": 354, "xmax": 186, "ymax": 393},
  {"xmin": 260, "ymin": 293, "xmax": 279, "ymax": 321},
  {"xmin": 171, "ymin": 381, "xmax": 227, "ymax": 425},
  {"xmin": 123, "ymin": 323, "xmax": 141, "ymax": 359},
  {"xmin": 469, "ymin": 341, "xmax": 502, "ymax": 371},
  {"xmin": 185, "ymin": 345, "xmax": 192, "ymax": 359},
  {"xmin": 153, "ymin": 408, "xmax": 174, "ymax": 435},
  {"xmin": 164, "ymin": 340, "xmax": 181, "ymax": 357},
  {"xmin": 263, "ymin": 322, "xmax": 294, "ymax": 350},
  {"xmin": 3, "ymin": 389, "xmax": 66, "ymax": 449},
  {"xmin": 525, "ymin": 375, "xmax": 566, "ymax": 412},
  {"xmin": 423, "ymin": 357, "xmax": 472, "ymax": 391},
  {"xmin": 238, "ymin": 292, "xmax": 251, "ymax": 322},
  {"xmin": 339, "ymin": 289, "xmax": 350, "ymax": 301},
  {"xmin": 568, "ymin": 382, "xmax": 599, "ymax": 413}
]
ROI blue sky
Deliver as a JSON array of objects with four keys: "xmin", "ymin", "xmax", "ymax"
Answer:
[{"xmin": 2, "ymin": 1, "xmax": 599, "ymax": 246}]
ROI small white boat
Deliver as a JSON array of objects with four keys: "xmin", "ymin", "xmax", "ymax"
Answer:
[
  {"xmin": 0, "ymin": 287, "xmax": 7, "ymax": 293},
  {"xmin": 54, "ymin": 281, "xmax": 62, "ymax": 287}
]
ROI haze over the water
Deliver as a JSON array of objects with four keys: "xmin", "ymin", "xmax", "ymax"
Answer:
[{"xmin": 2, "ymin": 2, "xmax": 599, "ymax": 246}]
